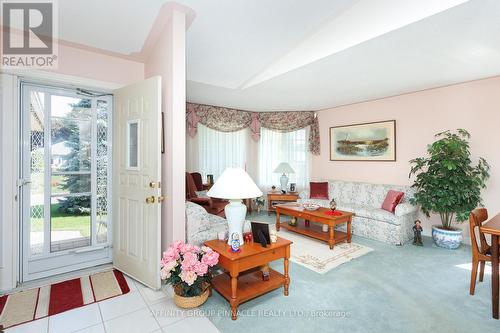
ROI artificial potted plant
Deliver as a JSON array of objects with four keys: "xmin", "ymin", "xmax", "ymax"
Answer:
[
  {"xmin": 409, "ymin": 129, "xmax": 490, "ymax": 249},
  {"xmin": 160, "ymin": 241, "xmax": 219, "ymax": 308}
]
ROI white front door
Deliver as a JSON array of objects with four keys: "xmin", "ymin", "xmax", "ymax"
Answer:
[
  {"xmin": 112, "ymin": 76, "xmax": 162, "ymax": 289},
  {"xmin": 20, "ymin": 83, "xmax": 113, "ymax": 282}
]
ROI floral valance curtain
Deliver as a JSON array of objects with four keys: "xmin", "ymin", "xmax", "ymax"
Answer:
[{"xmin": 186, "ymin": 103, "xmax": 320, "ymax": 155}]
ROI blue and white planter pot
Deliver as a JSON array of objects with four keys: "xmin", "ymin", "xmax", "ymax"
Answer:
[{"xmin": 431, "ymin": 225, "xmax": 463, "ymax": 249}]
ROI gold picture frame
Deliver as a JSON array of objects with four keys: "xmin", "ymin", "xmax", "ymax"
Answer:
[{"xmin": 329, "ymin": 120, "xmax": 396, "ymax": 161}]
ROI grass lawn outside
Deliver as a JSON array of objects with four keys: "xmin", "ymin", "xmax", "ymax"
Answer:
[{"xmin": 31, "ymin": 203, "xmax": 91, "ymax": 237}]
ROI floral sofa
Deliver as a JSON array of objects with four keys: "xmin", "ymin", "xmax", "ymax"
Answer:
[
  {"xmin": 186, "ymin": 201, "xmax": 227, "ymax": 246},
  {"xmin": 298, "ymin": 180, "xmax": 418, "ymax": 245},
  {"xmin": 185, "ymin": 201, "xmax": 251, "ymax": 246}
]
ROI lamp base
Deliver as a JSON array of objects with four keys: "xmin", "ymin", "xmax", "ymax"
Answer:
[
  {"xmin": 280, "ymin": 173, "xmax": 289, "ymax": 192},
  {"xmin": 225, "ymin": 199, "xmax": 247, "ymax": 245}
]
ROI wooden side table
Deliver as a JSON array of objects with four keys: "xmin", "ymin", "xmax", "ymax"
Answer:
[
  {"xmin": 267, "ymin": 191, "xmax": 299, "ymax": 215},
  {"xmin": 204, "ymin": 237, "xmax": 292, "ymax": 320}
]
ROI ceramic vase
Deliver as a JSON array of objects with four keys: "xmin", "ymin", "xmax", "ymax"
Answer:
[{"xmin": 431, "ymin": 225, "xmax": 462, "ymax": 249}]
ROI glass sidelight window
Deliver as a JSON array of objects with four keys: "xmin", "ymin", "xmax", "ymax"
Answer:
[
  {"xmin": 22, "ymin": 83, "xmax": 112, "ymax": 259},
  {"xmin": 127, "ymin": 120, "xmax": 139, "ymax": 169}
]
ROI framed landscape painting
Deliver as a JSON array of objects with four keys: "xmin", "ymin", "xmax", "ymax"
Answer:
[{"xmin": 329, "ymin": 120, "xmax": 396, "ymax": 161}]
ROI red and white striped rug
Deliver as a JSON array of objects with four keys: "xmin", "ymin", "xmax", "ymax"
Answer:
[{"xmin": 0, "ymin": 269, "xmax": 129, "ymax": 329}]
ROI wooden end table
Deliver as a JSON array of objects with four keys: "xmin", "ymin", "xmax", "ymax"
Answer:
[
  {"xmin": 267, "ymin": 191, "xmax": 299, "ymax": 216},
  {"xmin": 480, "ymin": 213, "xmax": 500, "ymax": 319},
  {"xmin": 275, "ymin": 204, "xmax": 352, "ymax": 249},
  {"xmin": 204, "ymin": 237, "xmax": 292, "ymax": 320}
]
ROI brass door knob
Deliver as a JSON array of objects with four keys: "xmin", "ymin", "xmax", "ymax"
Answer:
[{"xmin": 145, "ymin": 196, "xmax": 156, "ymax": 204}]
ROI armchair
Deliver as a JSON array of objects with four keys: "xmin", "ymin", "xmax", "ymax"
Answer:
[
  {"xmin": 190, "ymin": 172, "xmax": 208, "ymax": 191},
  {"xmin": 186, "ymin": 172, "xmax": 227, "ymax": 217}
]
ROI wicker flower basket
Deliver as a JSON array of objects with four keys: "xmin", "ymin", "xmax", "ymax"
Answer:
[{"xmin": 173, "ymin": 284, "xmax": 210, "ymax": 309}]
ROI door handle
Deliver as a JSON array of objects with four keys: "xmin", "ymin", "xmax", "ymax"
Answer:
[
  {"xmin": 149, "ymin": 181, "xmax": 161, "ymax": 189},
  {"xmin": 17, "ymin": 179, "xmax": 32, "ymax": 187},
  {"xmin": 145, "ymin": 196, "xmax": 156, "ymax": 204}
]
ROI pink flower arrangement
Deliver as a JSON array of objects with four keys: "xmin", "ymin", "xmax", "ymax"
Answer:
[{"xmin": 160, "ymin": 240, "xmax": 219, "ymax": 297}]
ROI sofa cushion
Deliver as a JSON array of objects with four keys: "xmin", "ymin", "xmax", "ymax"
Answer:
[
  {"xmin": 328, "ymin": 180, "xmax": 415, "ymax": 208},
  {"xmin": 381, "ymin": 190, "xmax": 404, "ymax": 213},
  {"xmin": 310, "ymin": 182, "xmax": 329, "ymax": 199},
  {"xmin": 353, "ymin": 206, "xmax": 399, "ymax": 225}
]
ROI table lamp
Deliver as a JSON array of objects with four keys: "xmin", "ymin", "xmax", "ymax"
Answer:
[
  {"xmin": 273, "ymin": 162, "xmax": 295, "ymax": 192},
  {"xmin": 207, "ymin": 168, "xmax": 263, "ymax": 245}
]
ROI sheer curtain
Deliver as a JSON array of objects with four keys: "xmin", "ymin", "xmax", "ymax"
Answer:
[
  {"xmin": 196, "ymin": 124, "xmax": 248, "ymax": 180},
  {"xmin": 258, "ymin": 127, "xmax": 311, "ymax": 191}
]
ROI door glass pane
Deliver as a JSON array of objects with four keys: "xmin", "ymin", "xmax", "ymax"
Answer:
[
  {"xmin": 51, "ymin": 95, "xmax": 91, "ymax": 119},
  {"xmin": 96, "ymin": 100, "xmax": 109, "ymax": 243},
  {"xmin": 49, "ymin": 95, "xmax": 92, "ymax": 252},
  {"xmin": 24, "ymin": 87, "xmax": 111, "ymax": 261},
  {"xmin": 128, "ymin": 121, "xmax": 138, "ymax": 168},
  {"xmin": 51, "ymin": 117, "xmax": 91, "ymax": 172},
  {"xmin": 30, "ymin": 91, "xmax": 45, "ymax": 255},
  {"xmin": 51, "ymin": 174, "xmax": 91, "ymax": 194},
  {"xmin": 50, "ymin": 195, "xmax": 91, "ymax": 252}
]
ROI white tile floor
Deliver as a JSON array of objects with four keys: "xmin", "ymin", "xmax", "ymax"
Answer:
[{"xmin": 5, "ymin": 275, "xmax": 221, "ymax": 333}]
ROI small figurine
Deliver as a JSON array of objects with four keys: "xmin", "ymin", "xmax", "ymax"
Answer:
[
  {"xmin": 413, "ymin": 220, "xmax": 423, "ymax": 246},
  {"xmin": 271, "ymin": 185, "xmax": 276, "ymax": 191},
  {"xmin": 329, "ymin": 198, "xmax": 337, "ymax": 211},
  {"xmin": 261, "ymin": 264, "xmax": 270, "ymax": 281},
  {"xmin": 289, "ymin": 216, "xmax": 297, "ymax": 227},
  {"xmin": 230, "ymin": 233, "xmax": 241, "ymax": 252}
]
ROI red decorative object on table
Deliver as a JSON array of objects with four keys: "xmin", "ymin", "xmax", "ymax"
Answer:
[{"xmin": 243, "ymin": 232, "xmax": 253, "ymax": 243}]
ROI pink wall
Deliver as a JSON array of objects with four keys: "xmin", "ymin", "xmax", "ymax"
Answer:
[
  {"xmin": 312, "ymin": 76, "xmax": 500, "ymax": 236},
  {"xmin": 47, "ymin": 42, "xmax": 144, "ymax": 85},
  {"xmin": 145, "ymin": 7, "xmax": 189, "ymax": 250}
]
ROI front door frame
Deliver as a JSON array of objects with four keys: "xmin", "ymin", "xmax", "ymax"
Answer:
[
  {"xmin": 19, "ymin": 82, "xmax": 114, "ymax": 282},
  {"xmin": 0, "ymin": 70, "xmax": 121, "ymax": 291}
]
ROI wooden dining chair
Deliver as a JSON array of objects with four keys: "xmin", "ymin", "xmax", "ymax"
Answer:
[{"xmin": 469, "ymin": 208, "xmax": 493, "ymax": 295}]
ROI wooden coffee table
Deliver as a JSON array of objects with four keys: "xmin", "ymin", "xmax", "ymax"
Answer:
[
  {"xmin": 204, "ymin": 237, "xmax": 292, "ymax": 320},
  {"xmin": 275, "ymin": 203, "xmax": 353, "ymax": 249}
]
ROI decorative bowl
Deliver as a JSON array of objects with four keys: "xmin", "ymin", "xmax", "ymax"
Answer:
[{"xmin": 303, "ymin": 203, "xmax": 320, "ymax": 211}]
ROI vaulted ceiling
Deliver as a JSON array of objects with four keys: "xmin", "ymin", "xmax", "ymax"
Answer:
[{"xmin": 59, "ymin": 0, "xmax": 500, "ymax": 111}]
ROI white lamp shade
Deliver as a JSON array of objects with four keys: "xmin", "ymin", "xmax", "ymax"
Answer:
[
  {"xmin": 274, "ymin": 162, "xmax": 295, "ymax": 174},
  {"xmin": 207, "ymin": 168, "xmax": 263, "ymax": 199}
]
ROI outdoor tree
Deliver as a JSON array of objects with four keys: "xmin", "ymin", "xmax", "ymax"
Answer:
[{"xmin": 55, "ymin": 99, "xmax": 92, "ymax": 214}]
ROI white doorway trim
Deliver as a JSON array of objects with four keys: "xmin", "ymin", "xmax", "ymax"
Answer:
[
  {"xmin": 0, "ymin": 71, "xmax": 126, "ymax": 292},
  {"xmin": 0, "ymin": 73, "xmax": 20, "ymax": 292}
]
